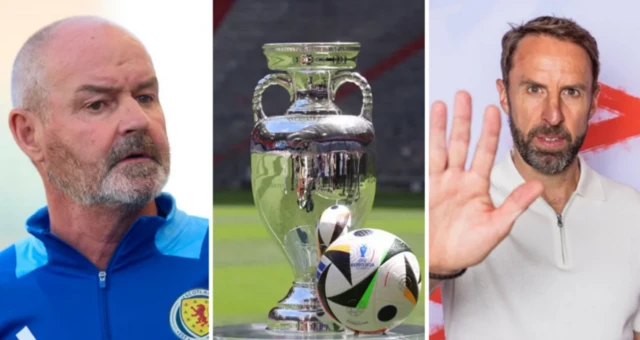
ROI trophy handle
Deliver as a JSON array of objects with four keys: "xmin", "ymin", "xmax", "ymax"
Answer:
[
  {"xmin": 331, "ymin": 71, "xmax": 373, "ymax": 122},
  {"xmin": 252, "ymin": 73, "xmax": 293, "ymax": 122}
]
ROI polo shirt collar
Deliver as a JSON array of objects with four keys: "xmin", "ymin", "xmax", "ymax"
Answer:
[{"xmin": 492, "ymin": 149, "xmax": 606, "ymax": 202}]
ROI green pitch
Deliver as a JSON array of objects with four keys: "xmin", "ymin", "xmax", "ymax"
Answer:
[{"xmin": 213, "ymin": 190, "xmax": 425, "ymax": 327}]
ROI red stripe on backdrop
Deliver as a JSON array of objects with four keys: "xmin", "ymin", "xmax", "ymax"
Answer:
[
  {"xmin": 430, "ymin": 288, "xmax": 445, "ymax": 339},
  {"xmin": 335, "ymin": 35, "xmax": 425, "ymax": 100},
  {"xmin": 214, "ymin": 0, "xmax": 236, "ymax": 32},
  {"xmin": 430, "ymin": 287, "xmax": 441, "ymax": 304},
  {"xmin": 581, "ymin": 83, "xmax": 640, "ymax": 152},
  {"xmin": 214, "ymin": 35, "xmax": 425, "ymax": 163},
  {"xmin": 431, "ymin": 329, "xmax": 446, "ymax": 340}
]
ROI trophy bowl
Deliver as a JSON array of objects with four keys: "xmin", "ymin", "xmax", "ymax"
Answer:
[{"xmin": 250, "ymin": 42, "xmax": 376, "ymax": 333}]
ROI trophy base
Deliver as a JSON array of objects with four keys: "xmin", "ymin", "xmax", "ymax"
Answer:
[
  {"xmin": 212, "ymin": 323, "xmax": 425, "ymax": 339},
  {"xmin": 266, "ymin": 282, "xmax": 342, "ymax": 332},
  {"xmin": 267, "ymin": 306, "xmax": 342, "ymax": 332}
]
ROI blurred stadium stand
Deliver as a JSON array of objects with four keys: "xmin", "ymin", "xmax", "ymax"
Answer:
[{"xmin": 214, "ymin": 0, "xmax": 425, "ymax": 192}]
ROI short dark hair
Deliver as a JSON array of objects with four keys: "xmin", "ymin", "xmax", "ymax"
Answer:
[{"xmin": 500, "ymin": 15, "xmax": 600, "ymax": 91}]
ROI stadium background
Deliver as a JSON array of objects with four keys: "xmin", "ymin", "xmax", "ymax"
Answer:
[
  {"xmin": 213, "ymin": 0, "xmax": 426, "ymax": 328},
  {"xmin": 430, "ymin": 0, "xmax": 640, "ymax": 338},
  {"xmin": 0, "ymin": 1, "xmax": 213, "ymax": 250}
]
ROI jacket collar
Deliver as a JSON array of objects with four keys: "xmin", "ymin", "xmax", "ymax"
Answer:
[{"xmin": 25, "ymin": 192, "xmax": 180, "ymax": 273}]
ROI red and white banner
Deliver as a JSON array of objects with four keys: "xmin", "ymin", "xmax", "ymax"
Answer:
[{"xmin": 430, "ymin": 0, "xmax": 640, "ymax": 337}]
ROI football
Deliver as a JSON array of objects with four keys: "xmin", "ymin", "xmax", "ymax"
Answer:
[
  {"xmin": 315, "ymin": 228, "xmax": 421, "ymax": 334},
  {"xmin": 315, "ymin": 204, "xmax": 352, "ymax": 259}
]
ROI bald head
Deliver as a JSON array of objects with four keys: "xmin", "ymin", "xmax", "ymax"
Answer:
[
  {"xmin": 10, "ymin": 16, "xmax": 146, "ymax": 118},
  {"xmin": 8, "ymin": 16, "xmax": 168, "ymax": 207}
]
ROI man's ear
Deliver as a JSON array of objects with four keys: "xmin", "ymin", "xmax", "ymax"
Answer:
[
  {"xmin": 589, "ymin": 83, "xmax": 601, "ymax": 120},
  {"xmin": 496, "ymin": 79, "xmax": 510, "ymax": 115},
  {"xmin": 9, "ymin": 109, "xmax": 45, "ymax": 163}
]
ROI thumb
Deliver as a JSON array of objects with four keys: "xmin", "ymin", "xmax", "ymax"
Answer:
[{"xmin": 491, "ymin": 180, "xmax": 544, "ymax": 239}]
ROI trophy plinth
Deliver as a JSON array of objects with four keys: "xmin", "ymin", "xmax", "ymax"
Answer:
[{"xmin": 213, "ymin": 324, "xmax": 425, "ymax": 339}]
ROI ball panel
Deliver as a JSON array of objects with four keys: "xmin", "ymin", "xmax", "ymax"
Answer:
[
  {"xmin": 316, "ymin": 256, "xmax": 331, "ymax": 281},
  {"xmin": 380, "ymin": 237, "xmax": 413, "ymax": 265},
  {"xmin": 316, "ymin": 262, "xmax": 340, "ymax": 323},
  {"xmin": 323, "ymin": 256, "xmax": 354, "ymax": 297},
  {"xmin": 329, "ymin": 215, "xmax": 349, "ymax": 243},
  {"xmin": 328, "ymin": 299, "xmax": 380, "ymax": 333},
  {"xmin": 326, "ymin": 243, "xmax": 350, "ymax": 253},
  {"xmin": 355, "ymin": 269, "xmax": 379, "ymax": 309},
  {"xmin": 353, "ymin": 229, "xmax": 373, "ymax": 237},
  {"xmin": 377, "ymin": 252, "xmax": 421, "ymax": 307},
  {"xmin": 323, "ymin": 248, "xmax": 352, "ymax": 286},
  {"xmin": 403, "ymin": 254, "xmax": 420, "ymax": 305},
  {"xmin": 327, "ymin": 269, "xmax": 377, "ymax": 308},
  {"xmin": 404, "ymin": 250, "xmax": 422, "ymax": 284},
  {"xmin": 377, "ymin": 305, "xmax": 397, "ymax": 322},
  {"xmin": 317, "ymin": 229, "xmax": 327, "ymax": 255}
]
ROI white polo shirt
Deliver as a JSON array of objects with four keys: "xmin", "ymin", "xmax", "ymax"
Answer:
[{"xmin": 441, "ymin": 152, "xmax": 640, "ymax": 340}]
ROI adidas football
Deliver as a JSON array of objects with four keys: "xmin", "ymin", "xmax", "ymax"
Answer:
[
  {"xmin": 315, "ymin": 228, "xmax": 421, "ymax": 334},
  {"xmin": 316, "ymin": 205, "xmax": 352, "ymax": 259}
]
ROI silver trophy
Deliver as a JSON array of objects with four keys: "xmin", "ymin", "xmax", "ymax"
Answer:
[
  {"xmin": 212, "ymin": 42, "xmax": 424, "ymax": 339},
  {"xmin": 250, "ymin": 42, "xmax": 376, "ymax": 332}
]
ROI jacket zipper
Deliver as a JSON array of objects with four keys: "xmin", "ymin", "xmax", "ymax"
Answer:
[
  {"xmin": 98, "ymin": 271, "xmax": 110, "ymax": 340},
  {"xmin": 36, "ymin": 232, "xmax": 112, "ymax": 339},
  {"xmin": 555, "ymin": 193, "xmax": 576, "ymax": 268},
  {"xmin": 556, "ymin": 214, "xmax": 567, "ymax": 266}
]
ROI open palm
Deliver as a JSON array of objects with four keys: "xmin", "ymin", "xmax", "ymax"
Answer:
[{"xmin": 429, "ymin": 91, "xmax": 543, "ymax": 274}]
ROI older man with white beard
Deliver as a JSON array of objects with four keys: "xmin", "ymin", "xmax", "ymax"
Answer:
[{"xmin": 0, "ymin": 16, "xmax": 209, "ymax": 340}]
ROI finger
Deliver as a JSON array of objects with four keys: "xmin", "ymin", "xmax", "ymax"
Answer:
[
  {"xmin": 447, "ymin": 91, "xmax": 472, "ymax": 169},
  {"xmin": 470, "ymin": 105, "xmax": 502, "ymax": 178},
  {"xmin": 491, "ymin": 180, "xmax": 544, "ymax": 240},
  {"xmin": 429, "ymin": 101, "xmax": 448, "ymax": 174}
]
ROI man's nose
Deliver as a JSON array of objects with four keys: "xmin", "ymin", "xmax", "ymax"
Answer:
[
  {"xmin": 541, "ymin": 95, "xmax": 564, "ymax": 126},
  {"xmin": 117, "ymin": 97, "xmax": 151, "ymax": 134}
]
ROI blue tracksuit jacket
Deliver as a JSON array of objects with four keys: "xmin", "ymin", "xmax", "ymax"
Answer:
[{"xmin": 0, "ymin": 193, "xmax": 209, "ymax": 340}]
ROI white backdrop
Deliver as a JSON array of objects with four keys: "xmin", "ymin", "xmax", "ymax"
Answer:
[
  {"xmin": 0, "ymin": 1, "xmax": 213, "ymax": 249},
  {"xmin": 429, "ymin": 0, "xmax": 640, "ymax": 337}
]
